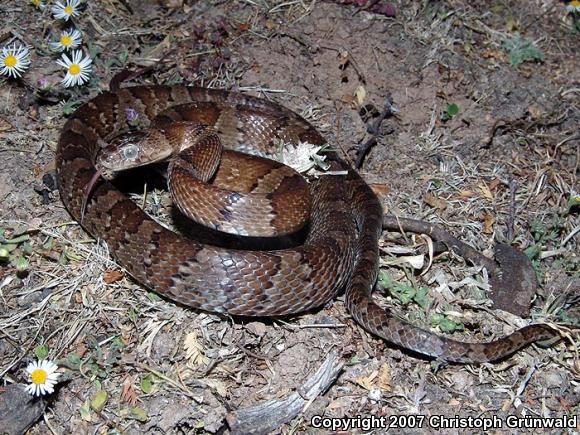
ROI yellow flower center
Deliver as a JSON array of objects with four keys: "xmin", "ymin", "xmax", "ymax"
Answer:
[
  {"xmin": 4, "ymin": 55, "xmax": 17, "ymax": 68},
  {"xmin": 31, "ymin": 368, "xmax": 48, "ymax": 385},
  {"xmin": 60, "ymin": 35, "xmax": 72, "ymax": 46},
  {"xmin": 64, "ymin": 5, "xmax": 73, "ymax": 15},
  {"xmin": 69, "ymin": 63, "xmax": 81, "ymax": 75}
]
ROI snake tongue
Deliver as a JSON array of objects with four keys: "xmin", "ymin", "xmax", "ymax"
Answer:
[{"xmin": 81, "ymin": 169, "xmax": 103, "ymax": 223}]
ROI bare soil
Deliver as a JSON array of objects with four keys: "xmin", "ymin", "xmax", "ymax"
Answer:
[{"xmin": 0, "ymin": 1, "xmax": 578, "ymax": 434}]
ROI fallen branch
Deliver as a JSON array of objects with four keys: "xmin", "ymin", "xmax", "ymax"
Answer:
[
  {"xmin": 226, "ymin": 350, "xmax": 343, "ymax": 435},
  {"xmin": 355, "ymin": 96, "xmax": 396, "ymax": 168}
]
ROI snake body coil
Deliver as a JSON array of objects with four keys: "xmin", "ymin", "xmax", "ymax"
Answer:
[{"xmin": 57, "ymin": 85, "xmax": 557, "ymax": 363}]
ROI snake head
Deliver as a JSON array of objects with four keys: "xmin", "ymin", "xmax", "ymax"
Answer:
[
  {"xmin": 95, "ymin": 130, "xmax": 173, "ymax": 178},
  {"xmin": 96, "ymin": 131, "xmax": 148, "ymax": 180},
  {"xmin": 81, "ymin": 130, "xmax": 173, "ymax": 222},
  {"xmin": 81, "ymin": 132, "xmax": 149, "ymax": 222}
]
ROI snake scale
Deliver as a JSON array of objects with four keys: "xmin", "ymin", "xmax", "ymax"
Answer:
[{"xmin": 56, "ymin": 85, "xmax": 560, "ymax": 363}]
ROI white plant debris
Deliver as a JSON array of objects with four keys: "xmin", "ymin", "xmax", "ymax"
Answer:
[{"xmin": 276, "ymin": 140, "xmax": 336, "ymax": 175}]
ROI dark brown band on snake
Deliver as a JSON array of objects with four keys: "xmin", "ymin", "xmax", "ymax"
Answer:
[{"xmin": 56, "ymin": 85, "xmax": 563, "ymax": 363}]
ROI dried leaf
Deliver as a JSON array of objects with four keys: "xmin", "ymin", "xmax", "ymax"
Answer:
[
  {"xmin": 377, "ymin": 364, "xmax": 391, "ymax": 391},
  {"xmin": 424, "ymin": 193, "xmax": 447, "ymax": 211},
  {"xmin": 204, "ymin": 379, "xmax": 228, "ymax": 397},
  {"xmin": 0, "ymin": 117, "xmax": 13, "ymax": 133},
  {"xmin": 527, "ymin": 104, "xmax": 542, "ymax": 120},
  {"xmin": 398, "ymin": 254, "xmax": 425, "ymax": 269},
  {"xmin": 183, "ymin": 331, "xmax": 209, "ymax": 366},
  {"xmin": 354, "ymin": 85, "xmax": 366, "ymax": 107},
  {"xmin": 245, "ymin": 321, "xmax": 267, "ymax": 337},
  {"xmin": 104, "ymin": 270, "xmax": 124, "ymax": 284},
  {"xmin": 488, "ymin": 178, "xmax": 502, "ymax": 192},
  {"xmin": 457, "ymin": 190, "xmax": 477, "ymax": 200},
  {"xmin": 354, "ymin": 370, "xmax": 377, "ymax": 391},
  {"xmin": 481, "ymin": 212, "xmax": 495, "ymax": 234},
  {"xmin": 369, "ymin": 183, "xmax": 389, "ymax": 200},
  {"xmin": 121, "ymin": 377, "xmax": 138, "ymax": 405},
  {"xmin": 478, "ymin": 183, "xmax": 494, "ymax": 201}
]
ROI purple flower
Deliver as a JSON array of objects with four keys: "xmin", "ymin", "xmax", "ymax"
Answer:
[
  {"xmin": 37, "ymin": 76, "xmax": 49, "ymax": 91},
  {"xmin": 125, "ymin": 107, "xmax": 139, "ymax": 126}
]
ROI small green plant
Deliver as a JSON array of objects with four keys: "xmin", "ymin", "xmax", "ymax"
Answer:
[
  {"xmin": 524, "ymin": 217, "xmax": 567, "ymax": 282},
  {"xmin": 140, "ymin": 373, "xmax": 156, "ymax": 394},
  {"xmin": 0, "ymin": 225, "xmax": 32, "ymax": 275},
  {"xmin": 60, "ymin": 98, "xmax": 83, "ymax": 116},
  {"xmin": 430, "ymin": 312, "xmax": 464, "ymax": 333},
  {"xmin": 525, "ymin": 218, "xmax": 565, "ymax": 259},
  {"xmin": 378, "ymin": 271, "xmax": 465, "ymax": 332},
  {"xmin": 378, "ymin": 271, "xmax": 431, "ymax": 309},
  {"xmin": 567, "ymin": 193, "xmax": 580, "ymax": 213},
  {"xmin": 34, "ymin": 345, "xmax": 49, "ymax": 360},
  {"xmin": 441, "ymin": 103, "xmax": 459, "ymax": 122},
  {"xmin": 63, "ymin": 335, "xmax": 125, "ymax": 380},
  {"xmin": 429, "ymin": 178, "xmax": 444, "ymax": 189},
  {"xmin": 502, "ymin": 34, "xmax": 544, "ymax": 68}
]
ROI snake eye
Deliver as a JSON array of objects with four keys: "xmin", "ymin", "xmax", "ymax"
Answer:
[{"xmin": 122, "ymin": 144, "xmax": 139, "ymax": 160}]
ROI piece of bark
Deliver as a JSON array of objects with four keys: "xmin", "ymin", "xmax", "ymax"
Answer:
[
  {"xmin": 489, "ymin": 243, "xmax": 537, "ymax": 317},
  {"xmin": 0, "ymin": 384, "xmax": 47, "ymax": 435},
  {"xmin": 226, "ymin": 351, "xmax": 343, "ymax": 435}
]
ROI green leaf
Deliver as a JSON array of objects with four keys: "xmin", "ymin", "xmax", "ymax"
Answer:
[
  {"xmin": 34, "ymin": 345, "xmax": 49, "ymax": 360},
  {"xmin": 146, "ymin": 292, "xmax": 162, "ymax": 302},
  {"xmin": 377, "ymin": 270, "xmax": 393, "ymax": 289},
  {"xmin": 128, "ymin": 308, "xmax": 139, "ymax": 323},
  {"xmin": 524, "ymin": 244, "xmax": 541, "ymax": 260},
  {"xmin": 14, "ymin": 256, "xmax": 28, "ymax": 272},
  {"xmin": 140, "ymin": 374, "xmax": 154, "ymax": 394},
  {"xmin": 1, "ymin": 244, "xmax": 18, "ymax": 253},
  {"xmin": 441, "ymin": 103, "xmax": 459, "ymax": 122},
  {"xmin": 3, "ymin": 234, "xmax": 30, "ymax": 244},
  {"xmin": 64, "ymin": 248, "xmax": 82, "ymax": 261},
  {"xmin": 430, "ymin": 313, "xmax": 464, "ymax": 333},
  {"xmin": 412, "ymin": 287, "xmax": 430, "ymax": 309},
  {"xmin": 61, "ymin": 100, "xmax": 83, "ymax": 116},
  {"xmin": 429, "ymin": 178, "xmax": 443, "ymax": 189},
  {"xmin": 446, "ymin": 103, "xmax": 459, "ymax": 116},
  {"xmin": 130, "ymin": 407, "xmax": 149, "ymax": 422},
  {"xmin": 391, "ymin": 283, "xmax": 416, "ymax": 305},
  {"xmin": 21, "ymin": 241, "xmax": 33, "ymax": 256},
  {"xmin": 42, "ymin": 237, "xmax": 54, "ymax": 251},
  {"xmin": 90, "ymin": 390, "xmax": 108, "ymax": 412},
  {"xmin": 79, "ymin": 400, "xmax": 91, "ymax": 421},
  {"xmin": 66, "ymin": 353, "xmax": 82, "ymax": 367},
  {"xmin": 502, "ymin": 35, "xmax": 544, "ymax": 68}
]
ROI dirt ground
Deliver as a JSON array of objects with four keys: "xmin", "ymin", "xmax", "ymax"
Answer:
[{"xmin": 0, "ymin": 0, "xmax": 579, "ymax": 434}]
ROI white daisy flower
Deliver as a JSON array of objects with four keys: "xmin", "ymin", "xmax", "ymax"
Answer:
[
  {"xmin": 51, "ymin": 0, "xmax": 82, "ymax": 21},
  {"xmin": 30, "ymin": 0, "xmax": 45, "ymax": 9},
  {"xmin": 56, "ymin": 50, "xmax": 92, "ymax": 87},
  {"xmin": 0, "ymin": 43, "xmax": 31, "ymax": 79},
  {"xmin": 50, "ymin": 28, "xmax": 83, "ymax": 52},
  {"xmin": 25, "ymin": 359, "xmax": 60, "ymax": 396}
]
